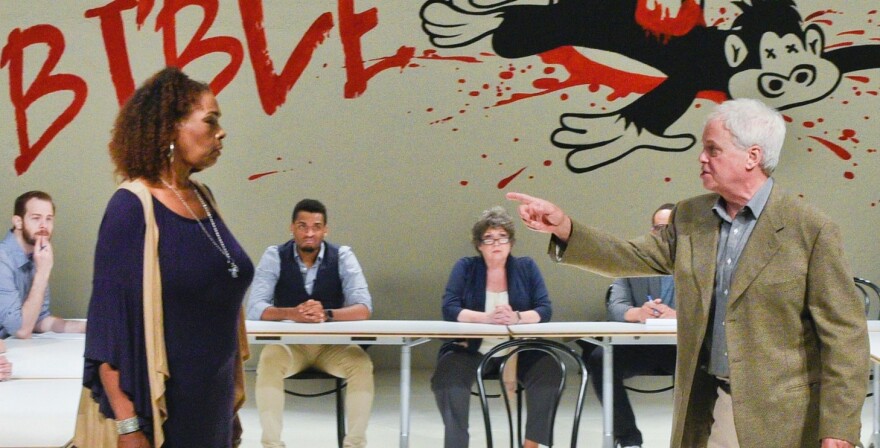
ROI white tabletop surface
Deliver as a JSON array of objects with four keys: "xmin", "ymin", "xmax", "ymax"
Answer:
[
  {"xmin": 4, "ymin": 334, "xmax": 84, "ymax": 379},
  {"xmin": 0, "ymin": 378, "xmax": 80, "ymax": 447},
  {"xmin": 246, "ymin": 319, "xmax": 509, "ymax": 338},
  {"xmin": 508, "ymin": 321, "xmax": 677, "ymax": 337}
]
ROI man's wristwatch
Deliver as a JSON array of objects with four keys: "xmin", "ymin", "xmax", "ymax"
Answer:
[{"xmin": 324, "ymin": 309, "xmax": 334, "ymax": 322}]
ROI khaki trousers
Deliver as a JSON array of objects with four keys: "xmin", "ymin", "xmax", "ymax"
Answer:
[
  {"xmin": 255, "ymin": 344, "xmax": 374, "ymax": 448},
  {"xmin": 707, "ymin": 385, "xmax": 740, "ymax": 448}
]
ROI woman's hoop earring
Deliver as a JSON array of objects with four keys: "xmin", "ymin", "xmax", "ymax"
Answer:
[{"xmin": 168, "ymin": 142, "xmax": 175, "ymax": 163}]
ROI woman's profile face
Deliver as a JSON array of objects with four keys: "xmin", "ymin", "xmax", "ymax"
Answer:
[
  {"xmin": 175, "ymin": 91, "xmax": 226, "ymax": 172},
  {"xmin": 477, "ymin": 226, "xmax": 511, "ymax": 262}
]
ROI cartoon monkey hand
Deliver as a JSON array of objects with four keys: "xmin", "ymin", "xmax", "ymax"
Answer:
[
  {"xmin": 420, "ymin": 0, "xmax": 505, "ymax": 48},
  {"xmin": 551, "ymin": 113, "xmax": 695, "ymax": 173}
]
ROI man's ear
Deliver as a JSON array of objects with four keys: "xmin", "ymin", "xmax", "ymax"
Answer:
[
  {"xmin": 746, "ymin": 145, "xmax": 763, "ymax": 170},
  {"xmin": 11, "ymin": 216, "xmax": 22, "ymax": 231}
]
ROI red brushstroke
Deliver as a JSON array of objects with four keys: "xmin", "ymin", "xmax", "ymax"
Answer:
[
  {"xmin": 0, "ymin": 25, "xmax": 88, "ymax": 175},
  {"xmin": 239, "ymin": 0, "xmax": 334, "ymax": 114},
  {"xmin": 497, "ymin": 167, "xmax": 526, "ymax": 189},
  {"xmin": 808, "ymin": 136, "xmax": 852, "ymax": 160},
  {"xmin": 339, "ymin": 0, "xmax": 415, "ymax": 98},
  {"xmin": 84, "ymin": 0, "xmax": 141, "ymax": 105},
  {"xmin": 415, "ymin": 49, "xmax": 482, "ymax": 63},
  {"xmin": 248, "ymin": 170, "xmax": 279, "ymax": 180},
  {"xmin": 825, "ymin": 42, "xmax": 854, "ymax": 50},
  {"xmin": 635, "ymin": 0, "xmax": 705, "ymax": 41},
  {"xmin": 157, "ymin": 0, "xmax": 243, "ymax": 95},
  {"xmin": 838, "ymin": 30, "xmax": 865, "ymax": 36},
  {"xmin": 804, "ymin": 9, "xmax": 838, "ymax": 22},
  {"xmin": 491, "ymin": 46, "xmax": 665, "ymax": 107}
]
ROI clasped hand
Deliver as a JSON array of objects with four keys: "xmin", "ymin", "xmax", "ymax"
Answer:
[
  {"xmin": 637, "ymin": 299, "xmax": 675, "ymax": 323},
  {"xmin": 487, "ymin": 304, "xmax": 518, "ymax": 325},
  {"xmin": 293, "ymin": 299, "xmax": 325, "ymax": 323}
]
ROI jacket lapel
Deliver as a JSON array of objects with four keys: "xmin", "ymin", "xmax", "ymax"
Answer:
[{"xmin": 728, "ymin": 190, "xmax": 784, "ymax": 307}]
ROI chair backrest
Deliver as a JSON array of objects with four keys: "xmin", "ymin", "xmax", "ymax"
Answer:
[
  {"xmin": 855, "ymin": 277, "xmax": 880, "ymax": 320},
  {"xmin": 476, "ymin": 339, "xmax": 588, "ymax": 448}
]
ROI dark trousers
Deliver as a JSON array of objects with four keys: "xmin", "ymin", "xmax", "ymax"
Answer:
[
  {"xmin": 431, "ymin": 347, "xmax": 564, "ymax": 448},
  {"xmin": 584, "ymin": 344, "xmax": 677, "ymax": 447}
]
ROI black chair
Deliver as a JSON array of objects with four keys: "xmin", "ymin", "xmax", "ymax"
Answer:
[
  {"xmin": 476, "ymin": 339, "xmax": 589, "ymax": 448},
  {"xmin": 855, "ymin": 277, "xmax": 880, "ymax": 320},
  {"xmin": 284, "ymin": 368, "xmax": 346, "ymax": 448},
  {"xmin": 471, "ymin": 367, "xmax": 525, "ymax": 447}
]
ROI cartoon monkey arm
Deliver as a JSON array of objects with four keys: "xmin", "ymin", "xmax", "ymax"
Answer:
[{"xmin": 823, "ymin": 45, "xmax": 880, "ymax": 75}]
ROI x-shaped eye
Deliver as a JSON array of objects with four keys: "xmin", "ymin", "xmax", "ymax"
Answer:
[
  {"xmin": 764, "ymin": 48, "xmax": 777, "ymax": 59},
  {"xmin": 785, "ymin": 44, "xmax": 799, "ymax": 54}
]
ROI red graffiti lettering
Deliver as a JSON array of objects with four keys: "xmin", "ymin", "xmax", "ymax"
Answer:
[
  {"xmin": 84, "ymin": 0, "xmax": 143, "ymax": 105},
  {"xmin": 239, "ymin": 0, "xmax": 334, "ymax": 114},
  {"xmin": 338, "ymin": 0, "xmax": 415, "ymax": 98},
  {"xmin": 1, "ymin": 25, "xmax": 88, "ymax": 175},
  {"xmin": 157, "ymin": 0, "xmax": 243, "ymax": 95}
]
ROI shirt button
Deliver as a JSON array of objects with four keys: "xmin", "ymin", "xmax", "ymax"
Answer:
[
  {"xmin": 727, "ymin": 258, "xmax": 732, "ymax": 265},
  {"xmin": 733, "ymin": 228, "xmax": 739, "ymax": 234}
]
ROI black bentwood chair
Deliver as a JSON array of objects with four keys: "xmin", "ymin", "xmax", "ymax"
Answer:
[
  {"xmin": 284, "ymin": 368, "xmax": 346, "ymax": 448},
  {"xmin": 476, "ymin": 339, "xmax": 589, "ymax": 448}
]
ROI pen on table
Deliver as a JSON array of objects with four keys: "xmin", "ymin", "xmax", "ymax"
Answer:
[{"xmin": 647, "ymin": 295, "xmax": 660, "ymax": 316}]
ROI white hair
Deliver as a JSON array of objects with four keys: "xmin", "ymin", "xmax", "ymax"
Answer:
[{"xmin": 706, "ymin": 98, "xmax": 786, "ymax": 175}]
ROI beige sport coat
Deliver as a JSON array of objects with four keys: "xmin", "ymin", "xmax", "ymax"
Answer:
[{"xmin": 553, "ymin": 186, "xmax": 868, "ymax": 447}]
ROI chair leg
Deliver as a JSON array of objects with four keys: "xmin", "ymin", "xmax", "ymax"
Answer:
[
  {"xmin": 516, "ymin": 387, "xmax": 523, "ymax": 448},
  {"xmin": 336, "ymin": 378, "xmax": 346, "ymax": 448}
]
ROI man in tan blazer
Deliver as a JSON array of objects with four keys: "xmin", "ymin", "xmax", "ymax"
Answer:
[{"xmin": 508, "ymin": 98, "xmax": 868, "ymax": 448}]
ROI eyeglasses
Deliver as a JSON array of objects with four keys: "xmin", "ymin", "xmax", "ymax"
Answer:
[
  {"xmin": 481, "ymin": 238, "xmax": 510, "ymax": 245},
  {"xmin": 650, "ymin": 224, "xmax": 666, "ymax": 233}
]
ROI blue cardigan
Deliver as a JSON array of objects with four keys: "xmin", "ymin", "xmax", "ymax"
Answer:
[{"xmin": 440, "ymin": 255, "xmax": 551, "ymax": 355}]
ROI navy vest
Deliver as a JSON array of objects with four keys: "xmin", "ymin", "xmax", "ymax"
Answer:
[{"xmin": 274, "ymin": 240, "xmax": 345, "ymax": 309}]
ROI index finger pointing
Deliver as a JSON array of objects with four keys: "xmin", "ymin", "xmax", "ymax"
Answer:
[{"xmin": 505, "ymin": 192, "xmax": 536, "ymax": 204}]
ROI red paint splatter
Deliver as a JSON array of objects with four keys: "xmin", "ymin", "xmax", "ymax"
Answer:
[
  {"xmin": 803, "ymin": 121, "xmax": 815, "ymax": 128},
  {"xmin": 844, "ymin": 171, "xmax": 855, "ymax": 179},
  {"xmin": 782, "ymin": 114, "xmax": 793, "ymax": 122},
  {"xmin": 492, "ymin": 46, "xmax": 666, "ymax": 107},
  {"xmin": 458, "ymin": 78, "xmax": 466, "ymax": 83},
  {"xmin": 808, "ymin": 136, "xmax": 852, "ymax": 160},
  {"xmin": 543, "ymin": 160, "xmax": 552, "ymax": 166},
  {"xmin": 635, "ymin": 0, "xmax": 705, "ymax": 41},
  {"xmin": 497, "ymin": 167, "xmax": 527, "ymax": 189},
  {"xmin": 276, "ymin": 157, "xmax": 282, "ymax": 161},
  {"xmin": 664, "ymin": 177, "xmax": 672, "ymax": 182},
  {"xmin": 838, "ymin": 30, "xmax": 866, "ymax": 36},
  {"xmin": 560, "ymin": 93, "xmax": 569, "ymax": 100},
  {"xmin": 460, "ymin": 180, "xmax": 469, "ymax": 186},
  {"xmin": 499, "ymin": 71, "xmax": 514, "ymax": 80},
  {"xmin": 805, "ymin": 9, "xmax": 837, "ymax": 22},
  {"xmin": 426, "ymin": 107, "xmax": 434, "ymax": 112},
  {"xmin": 248, "ymin": 170, "xmax": 279, "ymax": 181},
  {"xmin": 481, "ymin": 154, "xmax": 488, "ymax": 158},
  {"xmin": 839, "ymin": 129, "xmax": 859, "ymax": 143},
  {"xmin": 825, "ymin": 41, "xmax": 854, "ymax": 50},
  {"xmin": 513, "ymin": 137, "xmax": 520, "ymax": 142}
]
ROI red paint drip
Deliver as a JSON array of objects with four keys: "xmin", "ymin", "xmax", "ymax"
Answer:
[
  {"xmin": 635, "ymin": 0, "xmax": 705, "ymax": 41},
  {"xmin": 416, "ymin": 49, "xmax": 483, "ymax": 63},
  {"xmin": 248, "ymin": 170, "xmax": 279, "ymax": 181},
  {"xmin": 497, "ymin": 167, "xmax": 527, "ymax": 189},
  {"xmin": 808, "ymin": 136, "xmax": 852, "ymax": 160},
  {"xmin": 846, "ymin": 75, "xmax": 870, "ymax": 83},
  {"xmin": 825, "ymin": 42, "xmax": 853, "ymax": 50},
  {"xmin": 838, "ymin": 30, "xmax": 866, "ymax": 36},
  {"xmin": 804, "ymin": 9, "xmax": 837, "ymax": 22}
]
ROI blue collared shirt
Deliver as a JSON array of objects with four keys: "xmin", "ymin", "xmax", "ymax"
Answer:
[
  {"xmin": 707, "ymin": 178, "xmax": 774, "ymax": 377},
  {"xmin": 246, "ymin": 241, "xmax": 372, "ymax": 320},
  {"xmin": 0, "ymin": 230, "xmax": 51, "ymax": 338}
]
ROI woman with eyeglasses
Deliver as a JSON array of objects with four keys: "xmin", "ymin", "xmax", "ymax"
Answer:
[{"xmin": 431, "ymin": 206, "xmax": 562, "ymax": 448}]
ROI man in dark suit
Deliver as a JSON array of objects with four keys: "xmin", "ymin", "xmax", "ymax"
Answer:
[
  {"xmin": 508, "ymin": 98, "xmax": 867, "ymax": 448},
  {"xmin": 585, "ymin": 203, "xmax": 677, "ymax": 448}
]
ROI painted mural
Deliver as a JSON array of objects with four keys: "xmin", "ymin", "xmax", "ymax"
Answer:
[{"xmin": 420, "ymin": 0, "xmax": 880, "ymax": 174}]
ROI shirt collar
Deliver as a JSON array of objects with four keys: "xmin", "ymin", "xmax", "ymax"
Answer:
[
  {"xmin": 293, "ymin": 241, "xmax": 325, "ymax": 265},
  {"xmin": 712, "ymin": 178, "xmax": 774, "ymax": 222},
  {"xmin": 1, "ymin": 230, "xmax": 30, "ymax": 269}
]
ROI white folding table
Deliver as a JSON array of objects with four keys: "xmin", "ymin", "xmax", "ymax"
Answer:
[{"xmin": 246, "ymin": 319, "xmax": 509, "ymax": 448}]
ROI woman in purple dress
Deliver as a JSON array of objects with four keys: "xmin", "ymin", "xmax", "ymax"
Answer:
[{"xmin": 74, "ymin": 67, "xmax": 254, "ymax": 448}]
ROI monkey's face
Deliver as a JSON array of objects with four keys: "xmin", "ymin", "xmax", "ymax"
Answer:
[{"xmin": 727, "ymin": 27, "xmax": 841, "ymax": 111}]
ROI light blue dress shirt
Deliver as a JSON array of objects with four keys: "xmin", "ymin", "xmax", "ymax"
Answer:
[
  {"xmin": 246, "ymin": 241, "xmax": 372, "ymax": 320},
  {"xmin": 0, "ymin": 231, "xmax": 51, "ymax": 338}
]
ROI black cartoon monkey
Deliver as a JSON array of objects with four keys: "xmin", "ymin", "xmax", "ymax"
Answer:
[{"xmin": 421, "ymin": 0, "xmax": 880, "ymax": 173}]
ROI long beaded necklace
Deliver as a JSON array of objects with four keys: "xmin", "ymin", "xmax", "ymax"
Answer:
[{"xmin": 161, "ymin": 178, "xmax": 240, "ymax": 278}]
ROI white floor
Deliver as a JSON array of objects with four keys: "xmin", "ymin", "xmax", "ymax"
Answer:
[{"xmin": 236, "ymin": 368, "xmax": 879, "ymax": 448}]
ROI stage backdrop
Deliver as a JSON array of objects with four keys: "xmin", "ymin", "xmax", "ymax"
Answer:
[{"xmin": 1, "ymin": 0, "xmax": 878, "ymax": 369}]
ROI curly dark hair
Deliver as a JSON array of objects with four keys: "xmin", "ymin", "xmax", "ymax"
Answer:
[{"xmin": 109, "ymin": 67, "xmax": 211, "ymax": 181}]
